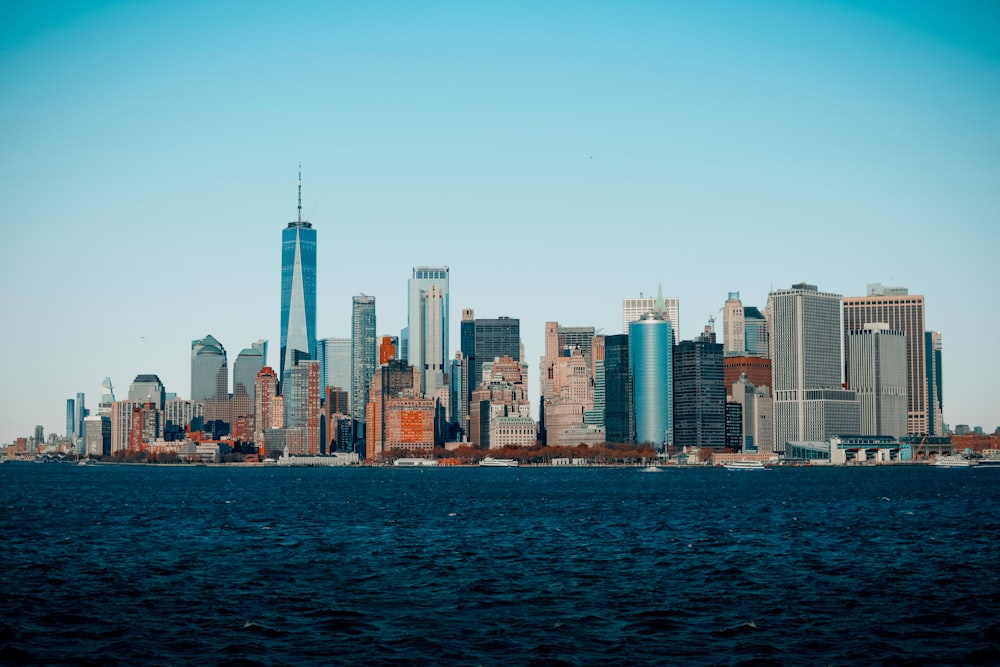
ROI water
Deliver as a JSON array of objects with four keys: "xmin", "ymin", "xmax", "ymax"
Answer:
[{"xmin": 2, "ymin": 463, "xmax": 999, "ymax": 665}]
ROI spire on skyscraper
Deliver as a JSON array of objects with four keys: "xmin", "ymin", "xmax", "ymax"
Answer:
[{"xmin": 297, "ymin": 162, "xmax": 302, "ymax": 224}]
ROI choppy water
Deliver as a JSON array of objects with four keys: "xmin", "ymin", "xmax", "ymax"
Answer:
[{"xmin": 2, "ymin": 463, "xmax": 999, "ymax": 665}]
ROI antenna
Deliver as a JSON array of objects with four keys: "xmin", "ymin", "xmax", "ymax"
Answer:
[{"xmin": 297, "ymin": 163, "xmax": 302, "ymax": 223}]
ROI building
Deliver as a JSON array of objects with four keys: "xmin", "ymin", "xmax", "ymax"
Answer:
[
  {"xmin": 842, "ymin": 284, "xmax": 927, "ymax": 435},
  {"xmin": 351, "ymin": 295, "xmax": 377, "ymax": 443},
  {"xmin": 743, "ymin": 307, "xmax": 768, "ymax": 357},
  {"xmin": 366, "ymin": 360, "xmax": 433, "ymax": 459},
  {"xmin": 673, "ymin": 327, "xmax": 725, "ymax": 450},
  {"xmin": 318, "ymin": 337, "xmax": 351, "ymax": 402},
  {"xmin": 280, "ymin": 167, "xmax": 318, "ymax": 397},
  {"xmin": 164, "ymin": 399, "xmax": 204, "ymax": 438},
  {"xmin": 624, "ymin": 288, "xmax": 680, "ymax": 345},
  {"xmin": 191, "ymin": 335, "xmax": 228, "ymax": 403},
  {"xmin": 66, "ymin": 398, "xmax": 76, "ymax": 439},
  {"xmin": 722, "ymin": 292, "xmax": 745, "ymax": 356},
  {"xmin": 83, "ymin": 415, "xmax": 111, "ymax": 457},
  {"xmin": 603, "ymin": 334, "xmax": 632, "ymax": 444},
  {"xmin": 254, "ymin": 366, "xmax": 280, "ymax": 445},
  {"xmin": 127, "ymin": 374, "xmax": 165, "ymax": 410},
  {"xmin": 98, "ymin": 377, "xmax": 115, "ymax": 418},
  {"xmin": 75, "ymin": 392, "xmax": 87, "ymax": 439},
  {"xmin": 232, "ymin": 341, "xmax": 266, "ymax": 442},
  {"xmin": 730, "ymin": 375, "xmax": 774, "ymax": 454},
  {"xmin": 460, "ymin": 310, "xmax": 521, "ymax": 420},
  {"xmin": 285, "ymin": 360, "xmax": 321, "ymax": 455},
  {"xmin": 925, "ymin": 331, "xmax": 944, "ymax": 437},
  {"xmin": 847, "ymin": 323, "xmax": 907, "ymax": 439},
  {"xmin": 468, "ymin": 355, "xmax": 533, "ymax": 449},
  {"xmin": 768, "ymin": 283, "xmax": 856, "ymax": 449},
  {"xmin": 406, "ymin": 266, "xmax": 450, "ymax": 396},
  {"xmin": 629, "ymin": 306, "xmax": 674, "ymax": 450},
  {"xmin": 724, "ymin": 356, "xmax": 772, "ymax": 394},
  {"xmin": 379, "ymin": 335, "xmax": 397, "ymax": 365}
]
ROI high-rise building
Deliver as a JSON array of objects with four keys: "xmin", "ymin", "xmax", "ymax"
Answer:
[
  {"xmin": 232, "ymin": 341, "xmax": 266, "ymax": 442},
  {"xmin": 75, "ymin": 392, "xmax": 87, "ymax": 439},
  {"xmin": 460, "ymin": 310, "xmax": 521, "ymax": 423},
  {"xmin": 127, "ymin": 374, "xmax": 165, "ymax": 410},
  {"xmin": 407, "ymin": 266, "xmax": 450, "ymax": 396},
  {"xmin": 843, "ymin": 285, "xmax": 927, "ymax": 435},
  {"xmin": 98, "ymin": 377, "xmax": 115, "ymax": 418},
  {"xmin": 769, "ymin": 283, "xmax": 857, "ymax": 448},
  {"xmin": 318, "ymin": 337, "xmax": 352, "ymax": 402},
  {"xmin": 926, "ymin": 331, "xmax": 944, "ymax": 436},
  {"xmin": 365, "ymin": 360, "xmax": 433, "ymax": 459},
  {"xmin": 673, "ymin": 327, "xmax": 725, "ymax": 449},
  {"xmin": 379, "ymin": 335, "xmax": 397, "ymax": 365},
  {"xmin": 847, "ymin": 323, "xmax": 907, "ymax": 439},
  {"xmin": 624, "ymin": 289, "xmax": 680, "ymax": 345},
  {"xmin": 629, "ymin": 309, "xmax": 674, "ymax": 450},
  {"xmin": 84, "ymin": 415, "xmax": 111, "ymax": 458},
  {"xmin": 603, "ymin": 334, "xmax": 632, "ymax": 444},
  {"xmin": 66, "ymin": 398, "xmax": 76, "ymax": 438},
  {"xmin": 191, "ymin": 335, "xmax": 228, "ymax": 402},
  {"xmin": 743, "ymin": 307, "xmax": 768, "ymax": 357},
  {"xmin": 723, "ymin": 292, "xmax": 745, "ymax": 356},
  {"xmin": 286, "ymin": 360, "xmax": 321, "ymax": 455},
  {"xmin": 280, "ymin": 167, "xmax": 318, "ymax": 396},
  {"xmin": 730, "ymin": 374, "xmax": 774, "ymax": 454},
  {"xmin": 351, "ymin": 295, "xmax": 377, "ymax": 440},
  {"xmin": 254, "ymin": 366, "xmax": 279, "ymax": 445}
]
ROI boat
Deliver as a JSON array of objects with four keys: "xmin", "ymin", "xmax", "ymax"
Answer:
[
  {"xmin": 639, "ymin": 465, "xmax": 662, "ymax": 473},
  {"xmin": 724, "ymin": 460, "xmax": 766, "ymax": 471},
  {"xmin": 933, "ymin": 456, "xmax": 973, "ymax": 468},
  {"xmin": 975, "ymin": 458, "xmax": 1000, "ymax": 468},
  {"xmin": 479, "ymin": 456, "xmax": 519, "ymax": 467}
]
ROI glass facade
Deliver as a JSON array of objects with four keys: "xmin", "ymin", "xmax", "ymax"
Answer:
[
  {"xmin": 673, "ymin": 335, "xmax": 725, "ymax": 449},
  {"xmin": 191, "ymin": 334, "xmax": 228, "ymax": 402},
  {"xmin": 407, "ymin": 266, "xmax": 449, "ymax": 396},
  {"xmin": 629, "ymin": 316, "xmax": 673, "ymax": 449},
  {"xmin": 351, "ymin": 295, "xmax": 377, "ymax": 439},
  {"xmin": 603, "ymin": 334, "xmax": 631, "ymax": 444},
  {"xmin": 280, "ymin": 221, "xmax": 317, "ymax": 392}
]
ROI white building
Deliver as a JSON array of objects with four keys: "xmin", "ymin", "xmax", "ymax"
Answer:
[{"xmin": 847, "ymin": 323, "xmax": 907, "ymax": 439}]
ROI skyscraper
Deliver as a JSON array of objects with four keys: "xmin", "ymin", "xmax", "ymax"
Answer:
[
  {"xmin": 351, "ymin": 295, "xmax": 377, "ymax": 442},
  {"xmin": 925, "ymin": 331, "xmax": 944, "ymax": 436},
  {"xmin": 98, "ymin": 377, "xmax": 115, "ymax": 418},
  {"xmin": 318, "ymin": 337, "xmax": 352, "ymax": 399},
  {"xmin": 460, "ymin": 310, "xmax": 521, "ymax": 417},
  {"xmin": 603, "ymin": 334, "xmax": 632, "ymax": 444},
  {"xmin": 406, "ymin": 266, "xmax": 449, "ymax": 396},
  {"xmin": 280, "ymin": 166, "xmax": 317, "ymax": 395},
  {"xmin": 847, "ymin": 323, "xmax": 907, "ymax": 439},
  {"xmin": 254, "ymin": 366, "xmax": 279, "ymax": 444},
  {"xmin": 286, "ymin": 360, "xmax": 321, "ymax": 455},
  {"xmin": 75, "ymin": 392, "xmax": 87, "ymax": 439},
  {"xmin": 191, "ymin": 335, "xmax": 228, "ymax": 402},
  {"xmin": 723, "ymin": 292, "xmax": 744, "ymax": 356},
  {"xmin": 842, "ymin": 284, "xmax": 927, "ymax": 435},
  {"xmin": 769, "ymin": 283, "xmax": 858, "ymax": 448},
  {"xmin": 673, "ymin": 327, "xmax": 725, "ymax": 449},
  {"xmin": 624, "ymin": 288, "xmax": 680, "ymax": 345},
  {"xmin": 629, "ymin": 308, "xmax": 674, "ymax": 450},
  {"xmin": 232, "ymin": 341, "xmax": 266, "ymax": 442},
  {"xmin": 66, "ymin": 398, "xmax": 76, "ymax": 438}
]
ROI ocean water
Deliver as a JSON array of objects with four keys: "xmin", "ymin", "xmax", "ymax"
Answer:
[{"xmin": 2, "ymin": 463, "xmax": 999, "ymax": 666}]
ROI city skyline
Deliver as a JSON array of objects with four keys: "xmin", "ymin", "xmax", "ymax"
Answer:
[{"xmin": 1, "ymin": 2, "xmax": 998, "ymax": 443}]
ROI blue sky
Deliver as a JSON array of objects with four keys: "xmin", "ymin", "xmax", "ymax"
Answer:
[{"xmin": 1, "ymin": 0, "xmax": 998, "ymax": 443}]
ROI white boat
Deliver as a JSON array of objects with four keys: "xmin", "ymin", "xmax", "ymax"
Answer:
[
  {"xmin": 479, "ymin": 456, "xmax": 519, "ymax": 467},
  {"xmin": 393, "ymin": 458, "xmax": 439, "ymax": 467},
  {"xmin": 933, "ymin": 456, "xmax": 973, "ymax": 468},
  {"xmin": 724, "ymin": 460, "xmax": 766, "ymax": 471},
  {"xmin": 639, "ymin": 465, "xmax": 662, "ymax": 473}
]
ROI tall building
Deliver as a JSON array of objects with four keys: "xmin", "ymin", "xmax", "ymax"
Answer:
[
  {"xmin": 365, "ymin": 360, "xmax": 433, "ymax": 459},
  {"xmin": 127, "ymin": 374, "xmax": 165, "ymax": 410},
  {"xmin": 673, "ymin": 327, "xmax": 725, "ymax": 449},
  {"xmin": 75, "ymin": 392, "xmax": 87, "ymax": 439},
  {"xmin": 603, "ymin": 334, "xmax": 632, "ymax": 444},
  {"xmin": 926, "ymin": 331, "xmax": 944, "ymax": 437},
  {"xmin": 286, "ymin": 360, "xmax": 321, "ymax": 455},
  {"xmin": 351, "ymin": 295, "xmax": 377, "ymax": 441},
  {"xmin": 406, "ymin": 266, "xmax": 450, "ymax": 396},
  {"xmin": 847, "ymin": 323, "xmax": 907, "ymax": 439},
  {"xmin": 66, "ymin": 398, "xmax": 76, "ymax": 438},
  {"xmin": 843, "ymin": 284, "xmax": 927, "ymax": 435},
  {"xmin": 280, "ymin": 167, "xmax": 318, "ymax": 396},
  {"xmin": 624, "ymin": 288, "xmax": 680, "ymax": 345},
  {"xmin": 460, "ymin": 310, "xmax": 521, "ymax": 422},
  {"xmin": 723, "ymin": 292, "xmax": 745, "ymax": 356},
  {"xmin": 98, "ymin": 377, "xmax": 115, "ymax": 418},
  {"xmin": 743, "ymin": 307, "xmax": 768, "ymax": 357},
  {"xmin": 468, "ymin": 355, "xmax": 532, "ymax": 449},
  {"xmin": 730, "ymin": 374, "xmax": 774, "ymax": 454},
  {"xmin": 318, "ymin": 337, "xmax": 352, "ymax": 399},
  {"xmin": 629, "ymin": 309, "xmax": 674, "ymax": 450},
  {"xmin": 379, "ymin": 335, "xmax": 397, "ymax": 365},
  {"xmin": 191, "ymin": 335, "xmax": 228, "ymax": 402},
  {"xmin": 254, "ymin": 366, "xmax": 279, "ymax": 445},
  {"xmin": 84, "ymin": 415, "xmax": 111, "ymax": 457},
  {"xmin": 232, "ymin": 341, "xmax": 266, "ymax": 442},
  {"xmin": 769, "ymin": 283, "xmax": 857, "ymax": 448}
]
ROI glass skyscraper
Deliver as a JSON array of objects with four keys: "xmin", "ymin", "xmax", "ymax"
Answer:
[
  {"xmin": 407, "ymin": 266, "xmax": 449, "ymax": 396},
  {"xmin": 629, "ymin": 313, "xmax": 673, "ymax": 450},
  {"xmin": 191, "ymin": 334, "xmax": 228, "ymax": 402},
  {"xmin": 280, "ymin": 169, "xmax": 317, "ymax": 395},
  {"xmin": 603, "ymin": 334, "xmax": 631, "ymax": 444},
  {"xmin": 351, "ymin": 295, "xmax": 377, "ymax": 443}
]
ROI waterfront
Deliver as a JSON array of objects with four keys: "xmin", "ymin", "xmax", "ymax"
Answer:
[{"xmin": 2, "ymin": 464, "xmax": 999, "ymax": 665}]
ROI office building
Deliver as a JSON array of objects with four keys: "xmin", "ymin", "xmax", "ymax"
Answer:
[
  {"xmin": 926, "ymin": 331, "xmax": 944, "ymax": 436},
  {"xmin": 846, "ymin": 324, "xmax": 907, "ymax": 439},
  {"xmin": 724, "ymin": 356, "xmax": 772, "ymax": 394},
  {"xmin": 285, "ymin": 360, "xmax": 321, "ymax": 455},
  {"xmin": 629, "ymin": 304, "xmax": 674, "ymax": 450},
  {"xmin": 318, "ymin": 337, "xmax": 351, "ymax": 400},
  {"xmin": 232, "ymin": 341, "xmax": 266, "ymax": 442},
  {"xmin": 280, "ymin": 167, "xmax": 318, "ymax": 395},
  {"xmin": 673, "ymin": 327, "xmax": 725, "ymax": 449},
  {"xmin": 164, "ymin": 399, "xmax": 204, "ymax": 438},
  {"xmin": 365, "ymin": 360, "xmax": 433, "ymax": 459},
  {"xmin": 744, "ymin": 307, "xmax": 768, "ymax": 357},
  {"xmin": 84, "ymin": 415, "xmax": 111, "ymax": 458},
  {"xmin": 379, "ymin": 335, "xmax": 397, "ymax": 365},
  {"xmin": 254, "ymin": 366, "xmax": 280, "ymax": 445},
  {"xmin": 351, "ymin": 295, "xmax": 377, "ymax": 440},
  {"xmin": 723, "ymin": 292, "xmax": 744, "ymax": 356},
  {"xmin": 469, "ymin": 355, "xmax": 532, "ymax": 449},
  {"xmin": 460, "ymin": 310, "xmax": 521, "ymax": 415},
  {"xmin": 730, "ymin": 374, "xmax": 774, "ymax": 454},
  {"xmin": 66, "ymin": 398, "xmax": 76, "ymax": 439},
  {"xmin": 98, "ymin": 377, "xmax": 115, "ymax": 418},
  {"xmin": 75, "ymin": 392, "xmax": 87, "ymax": 439},
  {"xmin": 603, "ymin": 334, "xmax": 632, "ymax": 444},
  {"xmin": 406, "ymin": 267, "xmax": 450, "ymax": 397},
  {"xmin": 191, "ymin": 335, "xmax": 228, "ymax": 402},
  {"xmin": 624, "ymin": 288, "xmax": 680, "ymax": 345},
  {"xmin": 843, "ymin": 284, "xmax": 927, "ymax": 435},
  {"xmin": 127, "ymin": 374, "xmax": 165, "ymax": 410},
  {"xmin": 769, "ymin": 283, "xmax": 857, "ymax": 448}
]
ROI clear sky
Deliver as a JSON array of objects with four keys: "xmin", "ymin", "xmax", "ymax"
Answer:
[{"xmin": 1, "ymin": 0, "xmax": 998, "ymax": 444}]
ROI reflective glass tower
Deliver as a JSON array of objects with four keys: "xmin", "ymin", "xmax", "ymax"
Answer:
[
  {"xmin": 407, "ymin": 266, "xmax": 449, "ymax": 396},
  {"xmin": 629, "ymin": 304, "xmax": 674, "ymax": 450},
  {"xmin": 191, "ymin": 334, "xmax": 228, "ymax": 402},
  {"xmin": 351, "ymin": 295, "xmax": 377, "ymax": 441},
  {"xmin": 280, "ymin": 166, "xmax": 317, "ymax": 395}
]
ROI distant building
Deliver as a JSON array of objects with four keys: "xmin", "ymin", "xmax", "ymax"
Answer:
[
  {"xmin": 351, "ymin": 295, "xmax": 377, "ymax": 442},
  {"xmin": 730, "ymin": 375, "xmax": 774, "ymax": 454},
  {"xmin": 925, "ymin": 331, "xmax": 944, "ymax": 436},
  {"xmin": 673, "ymin": 327, "xmax": 725, "ymax": 450},
  {"xmin": 279, "ymin": 168, "xmax": 317, "ymax": 399},
  {"xmin": 318, "ymin": 337, "xmax": 351, "ymax": 401},
  {"xmin": 724, "ymin": 356, "xmax": 772, "ymax": 394},
  {"xmin": 407, "ymin": 266, "xmax": 450, "ymax": 397},
  {"xmin": 66, "ymin": 398, "xmax": 76, "ymax": 439},
  {"xmin": 629, "ymin": 291, "xmax": 674, "ymax": 449},
  {"xmin": 127, "ymin": 374, "xmax": 165, "ymax": 410},
  {"xmin": 232, "ymin": 341, "xmax": 266, "ymax": 442},
  {"xmin": 285, "ymin": 360, "xmax": 321, "ymax": 455},
  {"xmin": 84, "ymin": 415, "xmax": 110, "ymax": 457},
  {"xmin": 460, "ymin": 310, "xmax": 521, "ymax": 429},
  {"xmin": 624, "ymin": 289, "xmax": 680, "ymax": 345},
  {"xmin": 603, "ymin": 334, "xmax": 632, "ymax": 444},
  {"xmin": 254, "ymin": 366, "xmax": 279, "ymax": 444},
  {"xmin": 847, "ymin": 323, "xmax": 907, "ymax": 439},
  {"xmin": 366, "ymin": 360, "xmax": 433, "ymax": 459},
  {"xmin": 191, "ymin": 335, "xmax": 228, "ymax": 403}
]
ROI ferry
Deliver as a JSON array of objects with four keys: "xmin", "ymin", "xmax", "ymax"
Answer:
[
  {"xmin": 723, "ymin": 460, "xmax": 766, "ymax": 471},
  {"xmin": 639, "ymin": 465, "xmax": 662, "ymax": 473},
  {"xmin": 479, "ymin": 456, "xmax": 519, "ymax": 467},
  {"xmin": 932, "ymin": 456, "xmax": 974, "ymax": 468},
  {"xmin": 393, "ymin": 458, "xmax": 439, "ymax": 467}
]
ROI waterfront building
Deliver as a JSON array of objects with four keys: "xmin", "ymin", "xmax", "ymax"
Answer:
[
  {"xmin": 926, "ymin": 331, "xmax": 944, "ymax": 436},
  {"xmin": 730, "ymin": 374, "xmax": 775, "ymax": 454},
  {"xmin": 768, "ymin": 283, "xmax": 856, "ymax": 449},
  {"xmin": 365, "ymin": 360, "xmax": 432, "ymax": 459},
  {"xmin": 406, "ymin": 266, "xmax": 450, "ymax": 396},
  {"xmin": 673, "ymin": 326, "xmax": 725, "ymax": 450},
  {"xmin": 280, "ymin": 167, "xmax": 318, "ymax": 397},
  {"xmin": 254, "ymin": 366, "xmax": 280, "ymax": 444},
  {"xmin": 469, "ymin": 355, "xmax": 532, "ymax": 449},
  {"xmin": 83, "ymin": 415, "xmax": 111, "ymax": 457},
  {"xmin": 75, "ymin": 392, "xmax": 87, "ymax": 439},
  {"xmin": 847, "ymin": 323, "xmax": 907, "ymax": 439},
  {"xmin": 127, "ymin": 374, "xmax": 165, "ymax": 410},
  {"xmin": 629, "ymin": 301, "xmax": 674, "ymax": 450},
  {"xmin": 843, "ymin": 284, "xmax": 927, "ymax": 435},
  {"xmin": 191, "ymin": 335, "xmax": 228, "ymax": 403},
  {"xmin": 603, "ymin": 334, "xmax": 632, "ymax": 444},
  {"xmin": 351, "ymin": 295, "xmax": 377, "ymax": 442},
  {"xmin": 725, "ymin": 402, "xmax": 743, "ymax": 450},
  {"xmin": 624, "ymin": 289, "xmax": 680, "ymax": 345},
  {"xmin": 66, "ymin": 398, "xmax": 75, "ymax": 439},
  {"xmin": 164, "ymin": 399, "xmax": 204, "ymax": 438},
  {"xmin": 285, "ymin": 360, "xmax": 321, "ymax": 455},
  {"xmin": 232, "ymin": 341, "xmax": 266, "ymax": 442},
  {"xmin": 318, "ymin": 337, "xmax": 351, "ymax": 401},
  {"xmin": 460, "ymin": 310, "xmax": 521, "ymax": 420}
]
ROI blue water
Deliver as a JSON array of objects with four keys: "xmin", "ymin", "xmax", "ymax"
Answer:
[{"xmin": 2, "ymin": 463, "xmax": 999, "ymax": 666}]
